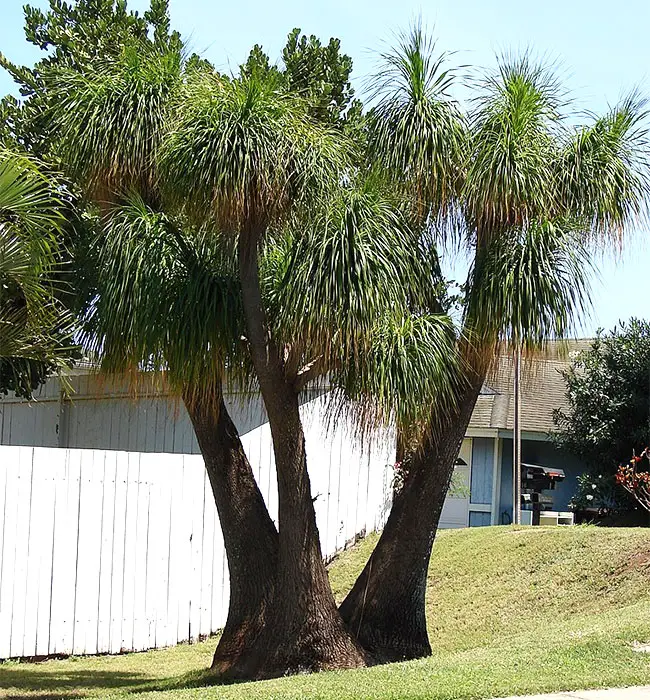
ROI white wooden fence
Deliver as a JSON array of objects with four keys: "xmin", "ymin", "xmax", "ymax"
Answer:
[{"xmin": 0, "ymin": 400, "xmax": 393, "ymax": 660}]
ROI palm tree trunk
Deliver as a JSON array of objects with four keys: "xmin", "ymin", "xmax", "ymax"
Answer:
[
  {"xmin": 234, "ymin": 235, "xmax": 366, "ymax": 679},
  {"xmin": 183, "ymin": 393, "xmax": 279, "ymax": 677},
  {"xmin": 339, "ymin": 370, "xmax": 485, "ymax": 662}
]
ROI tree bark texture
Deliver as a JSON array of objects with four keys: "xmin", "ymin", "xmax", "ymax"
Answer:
[
  {"xmin": 339, "ymin": 369, "xmax": 486, "ymax": 663},
  {"xmin": 183, "ymin": 394, "xmax": 279, "ymax": 677},
  {"xmin": 234, "ymin": 235, "xmax": 366, "ymax": 679}
]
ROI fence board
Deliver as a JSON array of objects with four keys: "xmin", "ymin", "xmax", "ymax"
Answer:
[
  {"xmin": 119, "ymin": 453, "xmax": 139, "ymax": 653},
  {"xmin": 97, "ymin": 451, "xmax": 117, "ymax": 654},
  {"xmin": 50, "ymin": 450, "xmax": 81, "ymax": 655},
  {"xmin": 200, "ymin": 470, "xmax": 215, "ymax": 639},
  {"xmin": 132, "ymin": 459, "xmax": 150, "ymax": 652},
  {"xmin": 210, "ymin": 504, "xmax": 226, "ymax": 634},
  {"xmin": 175, "ymin": 456, "xmax": 193, "ymax": 644},
  {"xmin": 0, "ymin": 447, "xmax": 22, "ymax": 658},
  {"xmin": 10, "ymin": 447, "xmax": 33, "ymax": 657},
  {"xmin": 108, "ymin": 451, "xmax": 128, "ymax": 654},
  {"xmin": 23, "ymin": 466, "xmax": 40, "ymax": 655},
  {"xmin": 73, "ymin": 451, "xmax": 104, "ymax": 655},
  {"xmin": 32, "ymin": 455, "xmax": 57, "ymax": 656},
  {"xmin": 165, "ymin": 457, "xmax": 182, "ymax": 648},
  {"xmin": 0, "ymin": 448, "xmax": 7, "ymax": 654},
  {"xmin": 325, "ymin": 432, "xmax": 342, "ymax": 558},
  {"xmin": 188, "ymin": 462, "xmax": 204, "ymax": 642},
  {"xmin": 154, "ymin": 457, "xmax": 173, "ymax": 648}
]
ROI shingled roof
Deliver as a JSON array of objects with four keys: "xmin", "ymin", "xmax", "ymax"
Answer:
[{"xmin": 467, "ymin": 339, "xmax": 594, "ymax": 435}]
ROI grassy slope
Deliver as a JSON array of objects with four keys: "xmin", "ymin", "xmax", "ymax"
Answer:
[{"xmin": 2, "ymin": 525, "xmax": 650, "ymax": 699}]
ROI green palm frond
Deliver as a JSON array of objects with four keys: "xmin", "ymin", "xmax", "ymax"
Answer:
[
  {"xmin": 271, "ymin": 181, "xmax": 438, "ymax": 362},
  {"xmin": 47, "ymin": 43, "xmax": 181, "ymax": 200},
  {"xmin": 335, "ymin": 311, "xmax": 460, "ymax": 438},
  {"xmin": 256, "ymin": 178, "xmax": 459, "ymax": 440},
  {"xmin": 0, "ymin": 149, "xmax": 64, "ymax": 253},
  {"xmin": 465, "ymin": 54, "xmax": 567, "ymax": 242},
  {"xmin": 0, "ymin": 307, "xmax": 75, "ymax": 399},
  {"xmin": 561, "ymin": 92, "xmax": 650, "ymax": 238},
  {"xmin": 0, "ymin": 150, "xmax": 63, "ymax": 312},
  {"xmin": 0, "ymin": 302, "xmax": 74, "ymax": 361},
  {"xmin": 465, "ymin": 219, "xmax": 592, "ymax": 350},
  {"xmin": 0, "ymin": 149, "xmax": 75, "ymax": 395},
  {"xmin": 85, "ymin": 194, "xmax": 244, "ymax": 406},
  {"xmin": 0, "ymin": 230, "xmax": 48, "ymax": 316},
  {"xmin": 159, "ymin": 70, "xmax": 351, "ymax": 242},
  {"xmin": 366, "ymin": 23, "xmax": 466, "ymax": 226}
]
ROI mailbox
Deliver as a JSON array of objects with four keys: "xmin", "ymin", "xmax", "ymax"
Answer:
[{"xmin": 521, "ymin": 463, "xmax": 566, "ymax": 525}]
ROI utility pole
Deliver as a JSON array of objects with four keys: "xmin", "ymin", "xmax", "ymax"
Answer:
[{"xmin": 513, "ymin": 344, "xmax": 522, "ymax": 525}]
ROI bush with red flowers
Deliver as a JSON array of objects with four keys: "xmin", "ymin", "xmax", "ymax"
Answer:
[{"xmin": 616, "ymin": 449, "xmax": 650, "ymax": 513}]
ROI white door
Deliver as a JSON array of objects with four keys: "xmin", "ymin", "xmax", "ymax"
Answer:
[{"xmin": 438, "ymin": 438, "xmax": 472, "ymax": 529}]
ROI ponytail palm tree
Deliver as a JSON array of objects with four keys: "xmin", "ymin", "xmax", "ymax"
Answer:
[
  {"xmin": 340, "ymin": 38, "xmax": 650, "ymax": 662},
  {"xmin": 0, "ymin": 150, "xmax": 74, "ymax": 396},
  {"xmin": 85, "ymin": 182, "xmax": 458, "ymax": 681},
  {"xmin": 49, "ymin": 40, "xmax": 459, "ymax": 677},
  {"xmin": 160, "ymin": 69, "xmax": 459, "ymax": 674},
  {"xmin": 40, "ymin": 18, "xmax": 648, "ymax": 677}
]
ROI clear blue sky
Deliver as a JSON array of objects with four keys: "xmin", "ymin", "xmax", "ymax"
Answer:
[{"xmin": 2, "ymin": 0, "xmax": 649, "ymax": 337}]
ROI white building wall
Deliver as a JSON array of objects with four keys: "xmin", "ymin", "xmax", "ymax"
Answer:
[{"xmin": 0, "ymin": 374, "xmax": 274, "ymax": 454}]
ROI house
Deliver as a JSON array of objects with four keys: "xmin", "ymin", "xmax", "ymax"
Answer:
[
  {"xmin": 439, "ymin": 340, "xmax": 591, "ymax": 529},
  {"xmin": 0, "ymin": 341, "xmax": 590, "ymax": 531}
]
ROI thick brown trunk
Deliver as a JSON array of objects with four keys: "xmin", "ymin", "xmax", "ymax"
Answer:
[
  {"xmin": 234, "ymin": 234, "xmax": 366, "ymax": 679},
  {"xmin": 339, "ymin": 370, "xmax": 485, "ymax": 663},
  {"xmin": 183, "ymin": 394, "xmax": 279, "ymax": 677}
]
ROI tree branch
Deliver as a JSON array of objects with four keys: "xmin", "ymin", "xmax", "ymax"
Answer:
[{"xmin": 294, "ymin": 354, "xmax": 327, "ymax": 392}]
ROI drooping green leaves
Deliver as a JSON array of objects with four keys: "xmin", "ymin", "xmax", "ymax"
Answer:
[
  {"xmin": 160, "ymin": 70, "xmax": 350, "ymax": 240},
  {"xmin": 83, "ymin": 195, "xmax": 243, "ymax": 406},
  {"xmin": 47, "ymin": 44, "xmax": 182, "ymax": 200},
  {"xmin": 258, "ymin": 178, "xmax": 458, "ymax": 433},
  {"xmin": 561, "ymin": 92, "xmax": 650, "ymax": 238},
  {"xmin": 276, "ymin": 183, "xmax": 430, "ymax": 351},
  {"xmin": 367, "ymin": 24, "xmax": 466, "ymax": 226},
  {"xmin": 464, "ymin": 54, "xmax": 566, "ymax": 244},
  {"xmin": 461, "ymin": 58, "xmax": 648, "ymax": 354},
  {"xmin": 1, "ymin": 0, "xmax": 182, "ymax": 156},
  {"xmin": 465, "ymin": 220, "xmax": 592, "ymax": 349},
  {"xmin": 337, "ymin": 312, "xmax": 460, "ymax": 438}
]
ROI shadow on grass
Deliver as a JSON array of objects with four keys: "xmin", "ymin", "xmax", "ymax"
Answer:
[
  {"xmin": 0, "ymin": 664, "xmax": 240, "ymax": 699},
  {"xmin": 0, "ymin": 667, "xmax": 146, "ymax": 698},
  {"xmin": 129, "ymin": 668, "xmax": 247, "ymax": 695}
]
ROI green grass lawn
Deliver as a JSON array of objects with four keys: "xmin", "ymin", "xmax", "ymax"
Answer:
[{"xmin": 2, "ymin": 525, "xmax": 650, "ymax": 699}]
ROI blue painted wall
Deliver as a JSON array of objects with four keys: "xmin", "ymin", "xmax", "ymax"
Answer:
[{"xmin": 470, "ymin": 437, "xmax": 494, "ymax": 505}]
